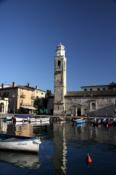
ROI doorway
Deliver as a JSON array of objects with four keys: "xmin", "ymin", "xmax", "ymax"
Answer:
[{"xmin": 77, "ymin": 108, "xmax": 81, "ymax": 116}]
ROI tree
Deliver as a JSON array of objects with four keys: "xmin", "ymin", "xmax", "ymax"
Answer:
[
  {"xmin": 34, "ymin": 90, "xmax": 52, "ymax": 114},
  {"xmin": 34, "ymin": 97, "xmax": 47, "ymax": 114}
]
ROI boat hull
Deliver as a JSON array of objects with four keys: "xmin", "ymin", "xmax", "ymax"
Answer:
[
  {"xmin": 0, "ymin": 134, "xmax": 41, "ymax": 152},
  {"xmin": 29, "ymin": 117, "xmax": 50, "ymax": 123},
  {"xmin": 75, "ymin": 119, "xmax": 87, "ymax": 124}
]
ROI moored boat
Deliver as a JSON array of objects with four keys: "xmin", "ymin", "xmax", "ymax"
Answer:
[
  {"xmin": 3, "ymin": 116, "xmax": 13, "ymax": 122},
  {"xmin": 29, "ymin": 115, "xmax": 50, "ymax": 123},
  {"xmin": 75, "ymin": 118, "xmax": 87, "ymax": 124},
  {"xmin": 3, "ymin": 114, "xmax": 50, "ymax": 124},
  {"xmin": 14, "ymin": 114, "xmax": 32, "ymax": 122},
  {"xmin": 0, "ymin": 134, "xmax": 41, "ymax": 152}
]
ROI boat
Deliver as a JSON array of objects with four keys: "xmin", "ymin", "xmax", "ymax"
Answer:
[
  {"xmin": 29, "ymin": 115, "xmax": 50, "ymax": 123},
  {"xmin": 75, "ymin": 118, "xmax": 87, "ymax": 124},
  {"xmin": 3, "ymin": 114, "xmax": 32, "ymax": 123},
  {"xmin": 0, "ymin": 134, "xmax": 41, "ymax": 152},
  {"xmin": 3, "ymin": 116, "xmax": 13, "ymax": 122},
  {"xmin": 14, "ymin": 114, "xmax": 32, "ymax": 122},
  {"xmin": 31, "ymin": 121, "xmax": 50, "ymax": 127},
  {"xmin": 3, "ymin": 114, "xmax": 50, "ymax": 124}
]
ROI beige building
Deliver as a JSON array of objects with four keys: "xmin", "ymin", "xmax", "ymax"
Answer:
[
  {"xmin": 0, "ymin": 82, "xmax": 46, "ymax": 114},
  {"xmin": 0, "ymin": 98, "xmax": 9, "ymax": 114}
]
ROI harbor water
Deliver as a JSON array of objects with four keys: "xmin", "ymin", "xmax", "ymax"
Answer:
[{"xmin": 0, "ymin": 119, "xmax": 116, "ymax": 175}]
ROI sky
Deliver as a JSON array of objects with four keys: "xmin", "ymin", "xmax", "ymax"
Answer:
[{"xmin": 0, "ymin": 0, "xmax": 116, "ymax": 92}]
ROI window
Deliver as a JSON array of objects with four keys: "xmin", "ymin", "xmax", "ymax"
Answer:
[
  {"xmin": 97, "ymin": 88, "xmax": 100, "ymax": 91},
  {"xmin": 0, "ymin": 103, "xmax": 4, "ymax": 112},
  {"xmin": 20, "ymin": 93, "xmax": 25, "ymax": 98},
  {"xmin": 90, "ymin": 88, "xmax": 92, "ymax": 91},
  {"xmin": 58, "ymin": 60, "xmax": 61, "ymax": 68},
  {"xmin": 92, "ymin": 103, "xmax": 96, "ymax": 110}
]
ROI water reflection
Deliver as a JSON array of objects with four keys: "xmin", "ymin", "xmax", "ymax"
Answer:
[
  {"xmin": 0, "ymin": 119, "xmax": 116, "ymax": 146},
  {"xmin": 0, "ymin": 119, "xmax": 116, "ymax": 174},
  {"xmin": 0, "ymin": 119, "xmax": 50, "ymax": 137},
  {"xmin": 0, "ymin": 150, "xmax": 40, "ymax": 169},
  {"xmin": 70, "ymin": 123, "xmax": 116, "ymax": 145},
  {"xmin": 53, "ymin": 122, "xmax": 68, "ymax": 175},
  {"xmin": 16, "ymin": 124, "xmax": 33, "ymax": 137}
]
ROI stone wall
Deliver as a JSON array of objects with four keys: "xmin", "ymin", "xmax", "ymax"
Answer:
[{"xmin": 65, "ymin": 96, "xmax": 116, "ymax": 116}]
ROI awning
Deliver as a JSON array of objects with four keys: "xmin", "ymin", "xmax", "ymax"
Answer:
[{"xmin": 20, "ymin": 106, "xmax": 36, "ymax": 110}]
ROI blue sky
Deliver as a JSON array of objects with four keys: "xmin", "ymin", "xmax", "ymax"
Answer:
[{"xmin": 0, "ymin": 0, "xmax": 116, "ymax": 92}]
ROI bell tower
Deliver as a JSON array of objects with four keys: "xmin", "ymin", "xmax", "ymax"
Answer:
[{"xmin": 54, "ymin": 43, "xmax": 67, "ymax": 115}]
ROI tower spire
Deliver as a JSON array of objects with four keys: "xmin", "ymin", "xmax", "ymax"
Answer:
[{"xmin": 56, "ymin": 43, "xmax": 65, "ymax": 57}]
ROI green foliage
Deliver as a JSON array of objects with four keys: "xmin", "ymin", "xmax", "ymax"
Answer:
[
  {"xmin": 34, "ymin": 89, "xmax": 52, "ymax": 114},
  {"xmin": 34, "ymin": 97, "xmax": 48, "ymax": 114}
]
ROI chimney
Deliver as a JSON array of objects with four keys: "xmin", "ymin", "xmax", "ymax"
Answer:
[
  {"xmin": 1, "ymin": 83, "xmax": 4, "ymax": 89},
  {"xmin": 12, "ymin": 82, "xmax": 16, "ymax": 87},
  {"xmin": 27, "ymin": 83, "xmax": 30, "ymax": 87}
]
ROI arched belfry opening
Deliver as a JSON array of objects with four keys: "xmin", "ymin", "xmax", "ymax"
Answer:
[{"xmin": 58, "ymin": 60, "xmax": 61, "ymax": 68}]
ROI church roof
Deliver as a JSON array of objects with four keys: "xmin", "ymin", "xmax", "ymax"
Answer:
[
  {"xmin": 81, "ymin": 82, "xmax": 116, "ymax": 89},
  {"xmin": 65, "ymin": 90, "xmax": 116, "ymax": 97}
]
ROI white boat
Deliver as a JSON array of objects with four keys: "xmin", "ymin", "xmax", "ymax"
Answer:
[
  {"xmin": 29, "ymin": 115, "xmax": 50, "ymax": 123},
  {"xmin": 3, "ymin": 116, "xmax": 13, "ymax": 122},
  {"xmin": 4, "ymin": 114, "xmax": 30, "ymax": 122},
  {"xmin": 15, "ymin": 117, "xmax": 28, "ymax": 122},
  {"xmin": 4, "ymin": 114, "xmax": 50, "ymax": 124},
  {"xmin": 32, "ymin": 121, "xmax": 50, "ymax": 127},
  {"xmin": 0, "ymin": 134, "xmax": 41, "ymax": 152},
  {"xmin": 14, "ymin": 114, "xmax": 32, "ymax": 122},
  {"xmin": 6, "ymin": 116, "xmax": 12, "ymax": 120},
  {"xmin": 75, "ymin": 118, "xmax": 87, "ymax": 124}
]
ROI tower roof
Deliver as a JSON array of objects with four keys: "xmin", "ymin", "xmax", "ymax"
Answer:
[
  {"xmin": 56, "ymin": 43, "xmax": 65, "ymax": 56},
  {"xmin": 56, "ymin": 43, "xmax": 65, "ymax": 50}
]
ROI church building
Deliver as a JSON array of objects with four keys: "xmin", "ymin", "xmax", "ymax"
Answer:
[{"xmin": 48, "ymin": 43, "xmax": 116, "ymax": 117}]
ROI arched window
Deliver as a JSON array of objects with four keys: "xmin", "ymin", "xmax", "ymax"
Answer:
[
  {"xmin": 58, "ymin": 60, "xmax": 61, "ymax": 68},
  {"xmin": 92, "ymin": 103, "xmax": 96, "ymax": 110},
  {"xmin": 0, "ymin": 103, "xmax": 4, "ymax": 112}
]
